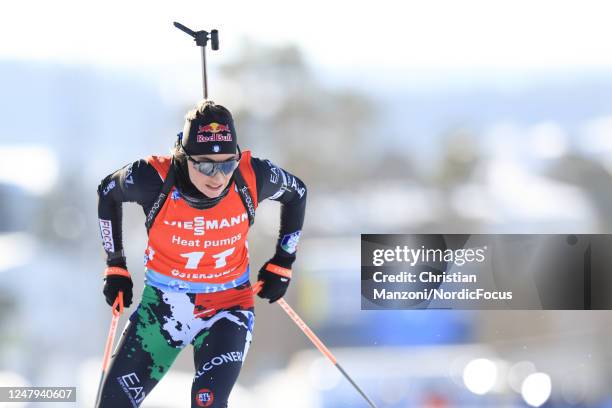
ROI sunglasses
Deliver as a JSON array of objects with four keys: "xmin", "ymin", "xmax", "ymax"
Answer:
[{"xmin": 182, "ymin": 145, "xmax": 242, "ymax": 176}]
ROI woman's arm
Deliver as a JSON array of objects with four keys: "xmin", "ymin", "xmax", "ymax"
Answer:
[
  {"xmin": 250, "ymin": 156, "xmax": 307, "ymax": 302},
  {"xmin": 97, "ymin": 159, "xmax": 163, "ymax": 268},
  {"xmin": 251, "ymin": 156, "xmax": 307, "ymax": 261}
]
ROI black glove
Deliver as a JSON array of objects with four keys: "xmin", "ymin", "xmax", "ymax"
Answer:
[
  {"xmin": 103, "ymin": 267, "xmax": 133, "ymax": 308},
  {"xmin": 257, "ymin": 254, "xmax": 295, "ymax": 303}
]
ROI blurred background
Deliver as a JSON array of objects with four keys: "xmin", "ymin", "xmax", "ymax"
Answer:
[{"xmin": 1, "ymin": 0, "xmax": 612, "ymax": 406}]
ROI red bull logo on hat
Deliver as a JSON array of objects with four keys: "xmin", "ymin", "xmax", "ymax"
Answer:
[
  {"xmin": 197, "ymin": 122, "xmax": 233, "ymax": 143},
  {"xmin": 198, "ymin": 122, "xmax": 230, "ymax": 134}
]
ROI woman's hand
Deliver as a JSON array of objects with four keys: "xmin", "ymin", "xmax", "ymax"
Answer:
[
  {"xmin": 103, "ymin": 267, "xmax": 134, "ymax": 308},
  {"xmin": 256, "ymin": 256, "xmax": 294, "ymax": 303}
]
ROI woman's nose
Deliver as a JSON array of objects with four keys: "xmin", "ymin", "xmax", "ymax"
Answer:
[{"xmin": 211, "ymin": 171, "xmax": 226, "ymax": 183}]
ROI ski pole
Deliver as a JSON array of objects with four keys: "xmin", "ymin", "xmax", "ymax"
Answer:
[
  {"xmin": 95, "ymin": 291, "xmax": 124, "ymax": 407},
  {"xmin": 173, "ymin": 22, "xmax": 219, "ymax": 100},
  {"xmin": 252, "ymin": 281, "xmax": 378, "ymax": 408}
]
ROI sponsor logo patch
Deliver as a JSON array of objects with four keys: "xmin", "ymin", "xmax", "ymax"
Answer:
[
  {"xmin": 102, "ymin": 180, "xmax": 116, "ymax": 196},
  {"xmin": 99, "ymin": 219, "xmax": 114, "ymax": 252},
  {"xmin": 196, "ymin": 122, "xmax": 232, "ymax": 143},
  {"xmin": 163, "ymin": 213, "xmax": 248, "ymax": 236},
  {"xmin": 195, "ymin": 351, "xmax": 244, "ymax": 379},
  {"xmin": 287, "ymin": 174, "xmax": 306, "ymax": 198},
  {"xmin": 195, "ymin": 388, "xmax": 214, "ymax": 407},
  {"xmin": 117, "ymin": 372, "xmax": 146, "ymax": 406},
  {"xmin": 265, "ymin": 160, "xmax": 280, "ymax": 184},
  {"xmin": 197, "ymin": 134, "xmax": 233, "ymax": 143},
  {"xmin": 281, "ymin": 231, "xmax": 302, "ymax": 254},
  {"xmin": 239, "ymin": 186, "xmax": 256, "ymax": 220},
  {"xmin": 124, "ymin": 163, "xmax": 134, "ymax": 185},
  {"xmin": 281, "ymin": 231, "xmax": 301, "ymax": 254},
  {"xmin": 198, "ymin": 122, "xmax": 230, "ymax": 134}
]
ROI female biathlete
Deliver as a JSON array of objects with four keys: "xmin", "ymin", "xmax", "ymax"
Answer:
[{"xmin": 96, "ymin": 101, "xmax": 307, "ymax": 407}]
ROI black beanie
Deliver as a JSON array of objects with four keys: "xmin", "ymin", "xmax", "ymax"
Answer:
[{"xmin": 181, "ymin": 101, "xmax": 237, "ymax": 155}]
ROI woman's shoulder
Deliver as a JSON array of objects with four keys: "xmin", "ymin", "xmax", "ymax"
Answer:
[{"xmin": 145, "ymin": 155, "xmax": 173, "ymax": 180}]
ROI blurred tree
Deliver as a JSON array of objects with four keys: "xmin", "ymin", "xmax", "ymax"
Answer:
[
  {"xmin": 434, "ymin": 128, "xmax": 480, "ymax": 188},
  {"xmin": 217, "ymin": 40, "xmax": 376, "ymax": 186},
  {"xmin": 369, "ymin": 149, "xmax": 419, "ymax": 182}
]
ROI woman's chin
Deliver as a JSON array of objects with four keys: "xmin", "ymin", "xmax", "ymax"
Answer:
[{"xmin": 200, "ymin": 183, "xmax": 225, "ymax": 198}]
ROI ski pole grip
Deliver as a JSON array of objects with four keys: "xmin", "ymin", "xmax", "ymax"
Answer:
[
  {"xmin": 112, "ymin": 291, "xmax": 124, "ymax": 316},
  {"xmin": 173, "ymin": 22, "xmax": 196, "ymax": 37}
]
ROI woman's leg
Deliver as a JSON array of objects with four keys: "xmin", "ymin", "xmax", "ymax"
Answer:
[
  {"xmin": 190, "ymin": 285, "xmax": 255, "ymax": 408},
  {"xmin": 97, "ymin": 286, "xmax": 183, "ymax": 408}
]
